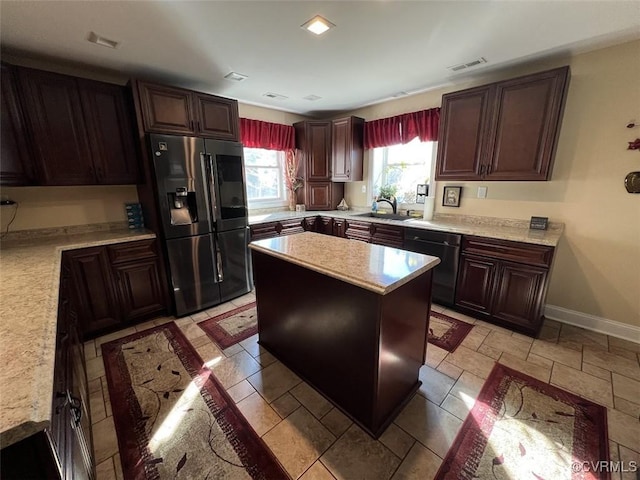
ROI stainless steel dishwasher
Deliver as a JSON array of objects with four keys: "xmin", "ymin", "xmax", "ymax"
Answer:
[{"xmin": 404, "ymin": 228, "xmax": 462, "ymax": 307}]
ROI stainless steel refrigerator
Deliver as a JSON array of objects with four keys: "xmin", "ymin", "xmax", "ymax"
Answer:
[{"xmin": 150, "ymin": 134, "xmax": 251, "ymax": 317}]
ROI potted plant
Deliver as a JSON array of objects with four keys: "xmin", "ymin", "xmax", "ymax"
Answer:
[{"xmin": 378, "ymin": 184, "xmax": 397, "ymax": 200}]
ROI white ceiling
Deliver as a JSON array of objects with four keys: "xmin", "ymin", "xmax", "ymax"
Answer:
[{"xmin": 1, "ymin": 1, "xmax": 639, "ymax": 116}]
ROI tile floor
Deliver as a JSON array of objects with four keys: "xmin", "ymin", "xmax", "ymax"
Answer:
[{"xmin": 85, "ymin": 295, "xmax": 640, "ymax": 480}]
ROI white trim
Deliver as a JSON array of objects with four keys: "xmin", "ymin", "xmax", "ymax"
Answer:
[{"xmin": 544, "ymin": 304, "xmax": 640, "ymax": 343}]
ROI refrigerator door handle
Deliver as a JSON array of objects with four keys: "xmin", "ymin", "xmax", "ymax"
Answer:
[
  {"xmin": 215, "ymin": 238, "xmax": 224, "ymax": 282},
  {"xmin": 205, "ymin": 153, "xmax": 218, "ymax": 223}
]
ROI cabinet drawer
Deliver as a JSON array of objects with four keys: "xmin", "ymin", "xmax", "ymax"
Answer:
[
  {"xmin": 345, "ymin": 220, "xmax": 372, "ymax": 242},
  {"xmin": 462, "ymin": 236, "xmax": 553, "ymax": 267},
  {"xmin": 278, "ymin": 219, "xmax": 304, "ymax": 236},
  {"xmin": 107, "ymin": 239, "xmax": 157, "ymax": 264},
  {"xmin": 370, "ymin": 224, "xmax": 404, "ymax": 248},
  {"xmin": 250, "ymin": 222, "xmax": 279, "ymax": 241}
]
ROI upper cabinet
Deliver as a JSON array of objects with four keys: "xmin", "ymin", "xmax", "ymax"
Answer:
[
  {"xmin": 133, "ymin": 80, "xmax": 239, "ymax": 141},
  {"xmin": 0, "ymin": 64, "xmax": 37, "ymax": 186},
  {"xmin": 331, "ymin": 116, "xmax": 364, "ymax": 182},
  {"xmin": 436, "ymin": 66, "xmax": 570, "ymax": 181},
  {"xmin": 5, "ymin": 65, "xmax": 140, "ymax": 186}
]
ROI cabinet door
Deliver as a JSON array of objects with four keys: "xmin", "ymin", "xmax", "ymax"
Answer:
[
  {"xmin": 435, "ymin": 85, "xmax": 493, "ymax": 180},
  {"xmin": 332, "ymin": 218, "xmax": 346, "ymax": 238},
  {"xmin": 113, "ymin": 259, "xmax": 167, "ymax": 322},
  {"xmin": 455, "ymin": 254, "xmax": 497, "ymax": 317},
  {"xmin": 370, "ymin": 224, "xmax": 404, "ymax": 248},
  {"xmin": 79, "ymin": 80, "xmax": 139, "ymax": 185},
  {"xmin": 492, "ymin": 262, "xmax": 547, "ymax": 331},
  {"xmin": 331, "ymin": 116, "xmax": 363, "ymax": 182},
  {"xmin": 66, "ymin": 247, "xmax": 121, "ymax": 338},
  {"xmin": 194, "ymin": 93, "xmax": 239, "ymax": 141},
  {"xmin": 18, "ymin": 67, "xmax": 95, "ymax": 185},
  {"xmin": 306, "ymin": 182, "xmax": 333, "ymax": 210},
  {"xmin": 302, "ymin": 216, "xmax": 317, "ymax": 232},
  {"xmin": 317, "ymin": 216, "xmax": 334, "ymax": 235},
  {"xmin": 486, "ymin": 67, "xmax": 569, "ymax": 180},
  {"xmin": 303, "ymin": 122, "xmax": 332, "ymax": 180},
  {"xmin": 278, "ymin": 219, "xmax": 304, "ymax": 236},
  {"xmin": 0, "ymin": 64, "xmax": 37, "ymax": 186},
  {"xmin": 136, "ymin": 81, "xmax": 195, "ymax": 134}
]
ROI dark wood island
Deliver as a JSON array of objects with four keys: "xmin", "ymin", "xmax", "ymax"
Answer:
[{"xmin": 250, "ymin": 232, "xmax": 440, "ymax": 437}]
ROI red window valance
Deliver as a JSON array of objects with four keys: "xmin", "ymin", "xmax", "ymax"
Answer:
[
  {"xmin": 363, "ymin": 108, "xmax": 440, "ymax": 149},
  {"xmin": 240, "ymin": 118, "xmax": 295, "ymax": 151}
]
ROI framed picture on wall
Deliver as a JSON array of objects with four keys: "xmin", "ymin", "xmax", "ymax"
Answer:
[{"xmin": 443, "ymin": 186, "xmax": 462, "ymax": 207}]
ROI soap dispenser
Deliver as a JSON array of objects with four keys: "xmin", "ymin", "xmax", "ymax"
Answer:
[{"xmin": 371, "ymin": 198, "xmax": 378, "ymax": 213}]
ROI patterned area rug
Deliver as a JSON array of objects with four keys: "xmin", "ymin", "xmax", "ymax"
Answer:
[
  {"xmin": 428, "ymin": 311, "xmax": 474, "ymax": 352},
  {"xmin": 198, "ymin": 303, "xmax": 258, "ymax": 349},
  {"xmin": 435, "ymin": 363, "xmax": 610, "ymax": 480},
  {"xmin": 101, "ymin": 322, "xmax": 288, "ymax": 479},
  {"xmin": 199, "ymin": 303, "xmax": 472, "ymax": 353}
]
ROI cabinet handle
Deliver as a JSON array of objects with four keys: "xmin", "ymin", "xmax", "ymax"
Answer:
[{"xmin": 479, "ymin": 164, "xmax": 486, "ymax": 175}]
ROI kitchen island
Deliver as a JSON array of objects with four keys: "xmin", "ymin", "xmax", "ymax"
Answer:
[{"xmin": 249, "ymin": 232, "xmax": 440, "ymax": 437}]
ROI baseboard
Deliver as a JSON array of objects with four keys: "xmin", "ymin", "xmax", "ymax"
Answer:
[{"xmin": 544, "ymin": 304, "xmax": 640, "ymax": 343}]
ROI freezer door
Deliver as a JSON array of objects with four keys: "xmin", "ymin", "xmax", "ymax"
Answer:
[
  {"xmin": 217, "ymin": 227, "xmax": 251, "ymax": 303},
  {"xmin": 166, "ymin": 234, "xmax": 221, "ymax": 316},
  {"xmin": 205, "ymin": 139, "xmax": 248, "ymax": 232},
  {"xmin": 150, "ymin": 134, "xmax": 212, "ymax": 239}
]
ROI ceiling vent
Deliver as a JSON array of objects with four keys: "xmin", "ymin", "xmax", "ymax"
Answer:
[
  {"xmin": 263, "ymin": 92, "xmax": 288, "ymax": 100},
  {"xmin": 87, "ymin": 32, "xmax": 119, "ymax": 49},
  {"xmin": 448, "ymin": 57, "xmax": 487, "ymax": 72},
  {"xmin": 304, "ymin": 95, "xmax": 322, "ymax": 101},
  {"xmin": 224, "ymin": 72, "xmax": 248, "ymax": 82}
]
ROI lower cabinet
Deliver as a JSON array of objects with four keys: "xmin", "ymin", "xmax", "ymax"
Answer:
[
  {"xmin": 64, "ymin": 239, "xmax": 168, "ymax": 340},
  {"xmin": 455, "ymin": 236, "xmax": 554, "ymax": 336},
  {"xmin": 249, "ymin": 219, "xmax": 305, "ymax": 241},
  {"xmin": 316, "ymin": 216, "xmax": 334, "ymax": 236},
  {"xmin": 1, "ymin": 260, "xmax": 94, "ymax": 479},
  {"xmin": 344, "ymin": 219, "xmax": 371, "ymax": 243},
  {"xmin": 370, "ymin": 224, "xmax": 404, "ymax": 248}
]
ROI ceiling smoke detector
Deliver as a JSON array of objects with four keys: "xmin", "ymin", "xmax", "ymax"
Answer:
[
  {"xmin": 301, "ymin": 15, "xmax": 335, "ymax": 35},
  {"xmin": 263, "ymin": 92, "xmax": 288, "ymax": 100},
  {"xmin": 87, "ymin": 32, "xmax": 119, "ymax": 49},
  {"xmin": 224, "ymin": 71, "xmax": 248, "ymax": 82},
  {"xmin": 304, "ymin": 95, "xmax": 322, "ymax": 101},
  {"xmin": 448, "ymin": 57, "xmax": 488, "ymax": 72}
]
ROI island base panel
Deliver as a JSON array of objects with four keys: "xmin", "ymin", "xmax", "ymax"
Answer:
[{"xmin": 251, "ymin": 250, "xmax": 431, "ymax": 437}]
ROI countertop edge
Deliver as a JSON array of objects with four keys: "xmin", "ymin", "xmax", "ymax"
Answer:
[{"xmin": 0, "ymin": 230, "xmax": 157, "ymax": 447}]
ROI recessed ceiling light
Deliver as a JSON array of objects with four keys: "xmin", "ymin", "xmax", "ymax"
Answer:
[
  {"xmin": 304, "ymin": 95, "xmax": 322, "ymax": 101},
  {"xmin": 301, "ymin": 15, "xmax": 335, "ymax": 35},
  {"xmin": 87, "ymin": 32, "xmax": 119, "ymax": 49},
  {"xmin": 224, "ymin": 71, "xmax": 248, "ymax": 82},
  {"xmin": 263, "ymin": 92, "xmax": 288, "ymax": 100}
]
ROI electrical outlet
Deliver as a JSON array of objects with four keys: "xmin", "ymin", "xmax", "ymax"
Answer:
[
  {"xmin": 361, "ymin": 185, "xmax": 367, "ymax": 193},
  {"xmin": 477, "ymin": 186, "xmax": 487, "ymax": 199}
]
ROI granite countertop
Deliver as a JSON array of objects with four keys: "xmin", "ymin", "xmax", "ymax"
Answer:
[
  {"xmin": 248, "ymin": 210, "xmax": 564, "ymax": 247},
  {"xmin": 0, "ymin": 226, "xmax": 156, "ymax": 447},
  {"xmin": 249, "ymin": 231, "xmax": 441, "ymax": 295}
]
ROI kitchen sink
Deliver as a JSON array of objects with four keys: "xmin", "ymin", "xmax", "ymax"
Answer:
[{"xmin": 352, "ymin": 212, "xmax": 412, "ymax": 221}]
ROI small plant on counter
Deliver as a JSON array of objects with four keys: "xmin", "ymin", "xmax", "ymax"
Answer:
[{"xmin": 378, "ymin": 184, "xmax": 398, "ymax": 200}]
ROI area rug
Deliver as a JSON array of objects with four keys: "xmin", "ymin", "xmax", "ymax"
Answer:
[
  {"xmin": 198, "ymin": 302, "xmax": 257, "ymax": 349},
  {"xmin": 427, "ymin": 311, "xmax": 474, "ymax": 352},
  {"xmin": 435, "ymin": 363, "xmax": 609, "ymax": 480},
  {"xmin": 101, "ymin": 322, "xmax": 288, "ymax": 480}
]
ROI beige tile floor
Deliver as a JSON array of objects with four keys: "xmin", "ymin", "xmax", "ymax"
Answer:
[{"xmin": 85, "ymin": 294, "xmax": 640, "ymax": 480}]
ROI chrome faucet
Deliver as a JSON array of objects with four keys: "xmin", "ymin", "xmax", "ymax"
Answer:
[{"xmin": 376, "ymin": 196, "xmax": 397, "ymax": 214}]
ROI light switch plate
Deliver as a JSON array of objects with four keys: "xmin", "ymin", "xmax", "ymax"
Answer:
[
  {"xmin": 477, "ymin": 186, "xmax": 487, "ymax": 199},
  {"xmin": 361, "ymin": 185, "xmax": 367, "ymax": 193}
]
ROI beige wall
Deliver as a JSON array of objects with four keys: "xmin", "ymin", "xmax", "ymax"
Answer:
[
  {"xmin": 0, "ymin": 185, "xmax": 140, "ymax": 231},
  {"xmin": 344, "ymin": 40, "xmax": 640, "ymax": 328},
  {"xmin": 238, "ymin": 103, "xmax": 307, "ymax": 125}
]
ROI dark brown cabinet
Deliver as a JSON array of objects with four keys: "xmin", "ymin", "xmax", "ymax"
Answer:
[
  {"xmin": 316, "ymin": 216, "xmax": 334, "ymax": 236},
  {"xmin": 331, "ymin": 116, "xmax": 364, "ymax": 182},
  {"xmin": 294, "ymin": 121, "xmax": 344, "ymax": 210},
  {"xmin": 133, "ymin": 80, "xmax": 239, "ymax": 141},
  {"xmin": 0, "ymin": 63, "xmax": 36, "ymax": 186},
  {"xmin": 455, "ymin": 236, "xmax": 554, "ymax": 336},
  {"xmin": 344, "ymin": 219, "xmax": 371, "ymax": 243},
  {"xmin": 332, "ymin": 218, "xmax": 347, "ymax": 238},
  {"xmin": 15, "ymin": 66, "xmax": 139, "ymax": 185},
  {"xmin": 249, "ymin": 219, "xmax": 305, "ymax": 241},
  {"xmin": 370, "ymin": 223, "xmax": 404, "ymax": 248},
  {"xmin": 79, "ymin": 79, "xmax": 139, "ymax": 184},
  {"xmin": 64, "ymin": 239, "xmax": 168, "ymax": 340},
  {"xmin": 436, "ymin": 66, "xmax": 570, "ymax": 181},
  {"xmin": 1, "ymin": 262, "xmax": 94, "ymax": 480}
]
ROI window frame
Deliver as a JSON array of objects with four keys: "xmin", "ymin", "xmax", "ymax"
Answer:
[{"xmin": 243, "ymin": 147, "xmax": 289, "ymax": 209}]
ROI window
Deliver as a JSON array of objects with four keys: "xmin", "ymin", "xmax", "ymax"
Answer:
[
  {"xmin": 243, "ymin": 148, "xmax": 288, "ymax": 207},
  {"xmin": 371, "ymin": 138, "xmax": 436, "ymax": 204}
]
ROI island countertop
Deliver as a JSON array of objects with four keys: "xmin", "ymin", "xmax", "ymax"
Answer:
[
  {"xmin": 249, "ymin": 231, "xmax": 440, "ymax": 295},
  {"xmin": 0, "ymin": 227, "xmax": 156, "ymax": 447}
]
